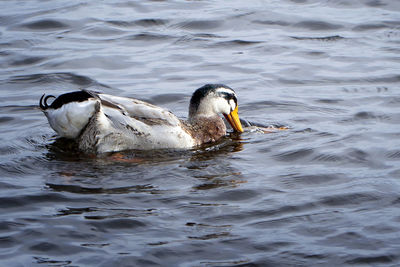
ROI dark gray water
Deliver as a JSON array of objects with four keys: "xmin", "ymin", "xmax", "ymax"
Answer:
[{"xmin": 1, "ymin": 0, "xmax": 400, "ymax": 266}]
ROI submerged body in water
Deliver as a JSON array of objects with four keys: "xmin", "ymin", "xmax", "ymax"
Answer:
[{"xmin": 39, "ymin": 84, "xmax": 243, "ymax": 153}]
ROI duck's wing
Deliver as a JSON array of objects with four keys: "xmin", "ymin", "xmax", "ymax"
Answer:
[
  {"xmin": 81, "ymin": 91, "xmax": 194, "ymax": 152},
  {"xmin": 96, "ymin": 92, "xmax": 181, "ymax": 127}
]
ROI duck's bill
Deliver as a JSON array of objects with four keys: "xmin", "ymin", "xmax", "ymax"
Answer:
[{"xmin": 224, "ymin": 106, "xmax": 244, "ymax": 133}]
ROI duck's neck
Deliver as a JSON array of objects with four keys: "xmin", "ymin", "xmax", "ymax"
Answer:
[{"xmin": 187, "ymin": 115, "xmax": 227, "ymax": 146}]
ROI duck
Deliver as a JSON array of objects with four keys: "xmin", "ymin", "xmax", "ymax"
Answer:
[{"xmin": 39, "ymin": 84, "xmax": 244, "ymax": 153}]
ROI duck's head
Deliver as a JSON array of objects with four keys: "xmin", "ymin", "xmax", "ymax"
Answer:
[{"xmin": 189, "ymin": 84, "xmax": 244, "ymax": 133}]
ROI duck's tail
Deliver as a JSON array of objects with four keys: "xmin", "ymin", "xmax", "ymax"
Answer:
[{"xmin": 39, "ymin": 90, "xmax": 100, "ymax": 139}]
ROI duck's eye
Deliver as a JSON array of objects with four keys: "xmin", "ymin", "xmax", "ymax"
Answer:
[{"xmin": 219, "ymin": 92, "xmax": 230, "ymax": 100}]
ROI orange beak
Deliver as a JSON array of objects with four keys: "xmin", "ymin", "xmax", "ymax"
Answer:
[{"xmin": 224, "ymin": 105, "xmax": 244, "ymax": 133}]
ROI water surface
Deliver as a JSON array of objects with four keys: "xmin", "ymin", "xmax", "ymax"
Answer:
[{"xmin": 1, "ymin": 0, "xmax": 400, "ymax": 266}]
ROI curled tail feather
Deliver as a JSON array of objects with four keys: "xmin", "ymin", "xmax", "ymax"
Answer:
[{"xmin": 39, "ymin": 94, "xmax": 56, "ymax": 110}]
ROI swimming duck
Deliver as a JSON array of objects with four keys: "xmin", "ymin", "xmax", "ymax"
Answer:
[{"xmin": 39, "ymin": 84, "xmax": 243, "ymax": 153}]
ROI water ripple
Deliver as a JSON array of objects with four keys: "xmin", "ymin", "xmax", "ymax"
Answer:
[
  {"xmin": 20, "ymin": 19, "xmax": 69, "ymax": 30},
  {"xmin": 0, "ymin": 0, "xmax": 400, "ymax": 266}
]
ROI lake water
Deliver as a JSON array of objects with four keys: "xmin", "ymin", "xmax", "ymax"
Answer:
[{"xmin": 1, "ymin": 0, "xmax": 400, "ymax": 266}]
